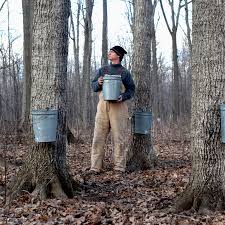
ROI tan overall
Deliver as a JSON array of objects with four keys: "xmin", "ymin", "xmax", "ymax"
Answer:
[{"xmin": 91, "ymin": 84, "xmax": 129, "ymax": 172}]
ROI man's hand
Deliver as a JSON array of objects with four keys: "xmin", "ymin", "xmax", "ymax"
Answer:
[
  {"xmin": 117, "ymin": 95, "xmax": 123, "ymax": 102},
  {"xmin": 98, "ymin": 76, "xmax": 104, "ymax": 85}
]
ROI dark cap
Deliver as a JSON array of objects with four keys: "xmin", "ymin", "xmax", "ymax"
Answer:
[{"xmin": 110, "ymin": 46, "xmax": 127, "ymax": 61}]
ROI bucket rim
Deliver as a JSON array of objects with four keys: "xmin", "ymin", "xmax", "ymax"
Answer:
[
  {"xmin": 220, "ymin": 104, "xmax": 225, "ymax": 111},
  {"xmin": 134, "ymin": 111, "xmax": 152, "ymax": 115},
  {"xmin": 103, "ymin": 75, "xmax": 121, "ymax": 79},
  {"xmin": 32, "ymin": 109, "xmax": 58, "ymax": 115}
]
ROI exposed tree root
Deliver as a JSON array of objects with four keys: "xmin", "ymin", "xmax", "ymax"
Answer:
[
  {"xmin": 126, "ymin": 151, "xmax": 157, "ymax": 172},
  {"xmin": 175, "ymin": 184, "xmax": 225, "ymax": 213},
  {"xmin": 7, "ymin": 143, "xmax": 80, "ymax": 203},
  {"xmin": 126, "ymin": 135, "xmax": 157, "ymax": 172}
]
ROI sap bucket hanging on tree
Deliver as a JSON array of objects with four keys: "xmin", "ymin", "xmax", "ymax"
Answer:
[
  {"xmin": 220, "ymin": 104, "xmax": 225, "ymax": 143},
  {"xmin": 103, "ymin": 74, "xmax": 121, "ymax": 100},
  {"xmin": 132, "ymin": 111, "xmax": 152, "ymax": 135},
  {"xmin": 32, "ymin": 109, "xmax": 58, "ymax": 142}
]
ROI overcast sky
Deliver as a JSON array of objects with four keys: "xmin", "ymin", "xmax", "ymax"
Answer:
[{"xmin": 0, "ymin": 0, "xmax": 191, "ymax": 65}]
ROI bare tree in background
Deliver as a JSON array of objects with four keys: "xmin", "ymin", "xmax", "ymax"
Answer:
[
  {"xmin": 150, "ymin": 0, "xmax": 159, "ymax": 118},
  {"xmin": 70, "ymin": 0, "xmax": 81, "ymax": 128},
  {"xmin": 124, "ymin": 0, "xmax": 134, "ymax": 34},
  {"xmin": 101, "ymin": 0, "xmax": 108, "ymax": 66},
  {"xmin": 176, "ymin": 0, "xmax": 225, "ymax": 212},
  {"xmin": 10, "ymin": 0, "xmax": 78, "ymax": 200},
  {"xmin": 179, "ymin": 45, "xmax": 191, "ymax": 118},
  {"xmin": 19, "ymin": 0, "xmax": 33, "ymax": 132},
  {"xmin": 0, "ymin": 0, "xmax": 7, "ymax": 12},
  {"xmin": 82, "ymin": 0, "xmax": 94, "ymax": 129},
  {"xmin": 184, "ymin": 0, "xmax": 192, "ymax": 54},
  {"xmin": 159, "ymin": 0, "xmax": 182, "ymax": 122},
  {"xmin": 126, "ymin": 0, "xmax": 156, "ymax": 171}
]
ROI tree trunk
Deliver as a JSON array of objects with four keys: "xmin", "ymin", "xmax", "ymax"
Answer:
[
  {"xmin": 12, "ymin": 59, "xmax": 20, "ymax": 130},
  {"xmin": 126, "ymin": 0, "xmax": 156, "ymax": 172},
  {"xmin": 20, "ymin": 0, "xmax": 33, "ymax": 132},
  {"xmin": 184, "ymin": 0, "xmax": 192, "ymax": 119},
  {"xmin": 70, "ymin": 3, "xmax": 81, "ymax": 127},
  {"xmin": 159, "ymin": 0, "xmax": 182, "ymax": 122},
  {"xmin": 0, "ymin": 54, "xmax": 7, "ymax": 120},
  {"xmin": 152, "ymin": 29, "xmax": 160, "ymax": 119},
  {"xmin": 150, "ymin": 0, "xmax": 159, "ymax": 119},
  {"xmin": 172, "ymin": 33, "xmax": 180, "ymax": 121},
  {"xmin": 10, "ymin": 0, "xmax": 79, "ymax": 200},
  {"xmin": 82, "ymin": 0, "xmax": 94, "ymax": 129},
  {"xmin": 101, "ymin": 0, "xmax": 108, "ymax": 66},
  {"xmin": 184, "ymin": 0, "xmax": 192, "ymax": 55},
  {"xmin": 176, "ymin": 0, "xmax": 225, "ymax": 212}
]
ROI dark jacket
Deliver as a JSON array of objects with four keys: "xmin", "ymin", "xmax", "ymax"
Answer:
[{"xmin": 91, "ymin": 63, "xmax": 135, "ymax": 101}]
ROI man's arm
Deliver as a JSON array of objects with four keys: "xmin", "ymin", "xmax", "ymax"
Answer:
[
  {"xmin": 91, "ymin": 69, "xmax": 103, "ymax": 92},
  {"xmin": 121, "ymin": 71, "xmax": 135, "ymax": 101}
]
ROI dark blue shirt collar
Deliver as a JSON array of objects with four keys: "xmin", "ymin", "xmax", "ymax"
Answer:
[{"xmin": 110, "ymin": 62, "xmax": 122, "ymax": 67}]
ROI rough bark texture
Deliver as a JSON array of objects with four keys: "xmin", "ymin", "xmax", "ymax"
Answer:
[
  {"xmin": 184, "ymin": 0, "xmax": 192, "ymax": 54},
  {"xmin": 10, "ymin": 0, "xmax": 79, "ymax": 200},
  {"xmin": 150, "ymin": 0, "xmax": 159, "ymax": 119},
  {"xmin": 126, "ymin": 0, "xmax": 156, "ymax": 172},
  {"xmin": 20, "ymin": 0, "xmax": 33, "ymax": 131},
  {"xmin": 82, "ymin": 0, "xmax": 94, "ymax": 129},
  {"xmin": 176, "ymin": 0, "xmax": 225, "ymax": 212},
  {"xmin": 101, "ymin": 0, "xmax": 108, "ymax": 66},
  {"xmin": 70, "ymin": 2, "xmax": 81, "ymax": 124},
  {"xmin": 172, "ymin": 32, "xmax": 181, "ymax": 121}
]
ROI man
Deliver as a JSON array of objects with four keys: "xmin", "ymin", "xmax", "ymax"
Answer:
[{"xmin": 90, "ymin": 45, "xmax": 135, "ymax": 174}]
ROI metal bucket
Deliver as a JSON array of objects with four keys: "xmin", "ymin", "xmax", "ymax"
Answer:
[
  {"xmin": 220, "ymin": 104, "xmax": 225, "ymax": 143},
  {"xmin": 32, "ymin": 109, "xmax": 58, "ymax": 142},
  {"xmin": 133, "ymin": 111, "xmax": 152, "ymax": 135},
  {"xmin": 103, "ymin": 74, "xmax": 121, "ymax": 100}
]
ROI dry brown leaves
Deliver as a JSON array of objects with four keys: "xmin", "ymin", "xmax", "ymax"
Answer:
[{"xmin": 0, "ymin": 129, "xmax": 225, "ymax": 224}]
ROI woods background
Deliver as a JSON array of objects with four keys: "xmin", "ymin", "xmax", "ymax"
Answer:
[{"xmin": 0, "ymin": 0, "xmax": 192, "ymax": 136}]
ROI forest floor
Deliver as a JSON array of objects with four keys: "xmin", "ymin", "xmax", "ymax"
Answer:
[{"xmin": 1, "ymin": 126, "xmax": 225, "ymax": 224}]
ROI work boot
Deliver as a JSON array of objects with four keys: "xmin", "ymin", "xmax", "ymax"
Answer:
[
  {"xmin": 85, "ymin": 170, "xmax": 101, "ymax": 177},
  {"xmin": 114, "ymin": 170, "xmax": 125, "ymax": 178}
]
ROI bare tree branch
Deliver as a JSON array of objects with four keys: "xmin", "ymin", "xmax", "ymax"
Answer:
[
  {"xmin": 0, "ymin": 0, "xmax": 7, "ymax": 12},
  {"xmin": 181, "ymin": 0, "xmax": 192, "ymax": 8},
  {"xmin": 159, "ymin": 0, "xmax": 172, "ymax": 34},
  {"xmin": 175, "ymin": 0, "xmax": 183, "ymax": 30},
  {"xmin": 184, "ymin": 0, "xmax": 192, "ymax": 52},
  {"xmin": 152, "ymin": 0, "xmax": 158, "ymax": 16}
]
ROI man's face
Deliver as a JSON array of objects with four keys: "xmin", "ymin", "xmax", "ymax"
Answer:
[{"xmin": 108, "ymin": 50, "xmax": 120, "ymax": 61}]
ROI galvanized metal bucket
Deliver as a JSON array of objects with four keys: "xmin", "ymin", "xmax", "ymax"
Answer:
[
  {"xmin": 32, "ymin": 109, "xmax": 58, "ymax": 142},
  {"xmin": 132, "ymin": 111, "xmax": 152, "ymax": 135},
  {"xmin": 103, "ymin": 74, "xmax": 121, "ymax": 100},
  {"xmin": 220, "ymin": 104, "xmax": 225, "ymax": 143}
]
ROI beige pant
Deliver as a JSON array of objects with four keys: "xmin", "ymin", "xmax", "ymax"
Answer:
[{"xmin": 91, "ymin": 93, "xmax": 129, "ymax": 172}]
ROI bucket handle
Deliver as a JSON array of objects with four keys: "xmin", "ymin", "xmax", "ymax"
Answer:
[{"xmin": 130, "ymin": 114, "xmax": 135, "ymax": 134}]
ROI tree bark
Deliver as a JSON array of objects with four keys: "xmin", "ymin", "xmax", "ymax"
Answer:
[
  {"xmin": 176, "ymin": 0, "xmax": 225, "ymax": 212},
  {"xmin": 101, "ymin": 0, "xmax": 108, "ymax": 66},
  {"xmin": 171, "ymin": 32, "xmax": 180, "ymax": 120},
  {"xmin": 184, "ymin": 0, "xmax": 192, "ymax": 55},
  {"xmin": 19, "ymin": 0, "xmax": 33, "ymax": 132},
  {"xmin": 126, "ymin": 0, "xmax": 156, "ymax": 172},
  {"xmin": 12, "ymin": 59, "xmax": 20, "ymax": 129},
  {"xmin": 82, "ymin": 0, "xmax": 94, "ymax": 129},
  {"xmin": 150, "ymin": 0, "xmax": 159, "ymax": 119},
  {"xmin": 152, "ymin": 27, "xmax": 159, "ymax": 118},
  {"xmin": 70, "ymin": 4, "xmax": 82, "ymax": 128},
  {"xmin": 10, "ymin": 0, "xmax": 79, "ymax": 200}
]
